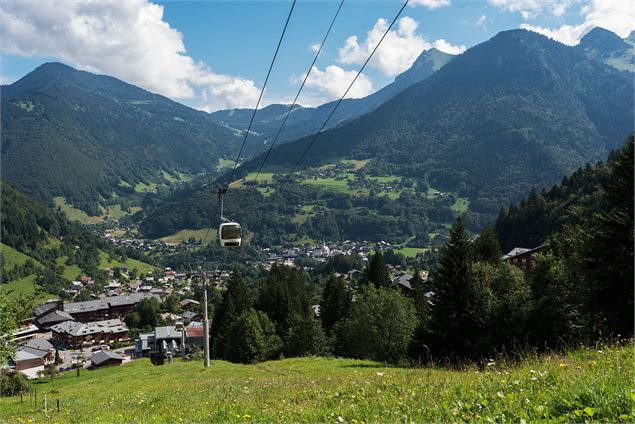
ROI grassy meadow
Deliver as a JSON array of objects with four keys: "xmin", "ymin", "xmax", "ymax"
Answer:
[{"xmin": 1, "ymin": 344, "xmax": 632, "ymax": 423}]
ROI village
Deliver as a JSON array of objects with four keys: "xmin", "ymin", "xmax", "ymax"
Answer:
[{"xmin": 8, "ymin": 233, "xmax": 545, "ymax": 379}]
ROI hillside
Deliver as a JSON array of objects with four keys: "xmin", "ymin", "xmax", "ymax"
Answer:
[
  {"xmin": 1, "ymin": 345, "xmax": 632, "ymax": 423},
  {"xmin": 0, "ymin": 181, "xmax": 153, "ymax": 300},
  {"xmin": 142, "ymin": 29, "xmax": 633, "ymax": 241},
  {"xmin": 0, "ymin": 63, "xmax": 261, "ymax": 215},
  {"xmin": 210, "ymin": 48, "xmax": 453, "ymax": 144}
]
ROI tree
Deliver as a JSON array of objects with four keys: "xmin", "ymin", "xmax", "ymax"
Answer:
[
  {"xmin": 361, "ymin": 251, "xmax": 390, "ymax": 288},
  {"xmin": 0, "ymin": 297, "xmax": 18, "ymax": 366},
  {"xmin": 578, "ymin": 135, "xmax": 634, "ymax": 337},
  {"xmin": 226, "ymin": 309, "xmax": 282, "ymax": 364},
  {"xmin": 336, "ymin": 285, "xmax": 416, "ymax": 363},
  {"xmin": 256, "ymin": 265, "xmax": 309, "ymax": 337},
  {"xmin": 319, "ymin": 275, "xmax": 352, "ymax": 333},
  {"xmin": 212, "ymin": 268, "xmax": 251, "ymax": 359},
  {"xmin": 472, "ymin": 225, "xmax": 502, "ymax": 265},
  {"xmin": 428, "ymin": 218, "xmax": 489, "ymax": 359},
  {"xmin": 162, "ymin": 294, "xmax": 181, "ymax": 314},
  {"xmin": 285, "ymin": 312, "xmax": 330, "ymax": 357},
  {"xmin": 136, "ymin": 297, "xmax": 162, "ymax": 329}
]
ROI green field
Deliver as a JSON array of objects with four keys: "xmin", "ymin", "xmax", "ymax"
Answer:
[
  {"xmin": 231, "ymin": 172, "xmax": 276, "ymax": 188},
  {"xmin": 396, "ymin": 247, "xmax": 428, "ymax": 258},
  {"xmin": 340, "ymin": 159, "xmax": 370, "ymax": 169},
  {"xmin": 55, "ymin": 256, "xmax": 82, "ymax": 281},
  {"xmin": 1, "ymin": 243, "xmax": 40, "ymax": 271},
  {"xmin": 160, "ymin": 228, "xmax": 216, "ymax": 246},
  {"xmin": 134, "ymin": 181, "xmax": 158, "ymax": 193},
  {"xmin": 98, "ymin": 251, "xmax": 154, "ymax": 275},
  {"xmin": 0, "ymin": 275, "xmax": 56, "ymax": 303},
  {"xmin": 451, "ymin": 197, "xmax": 470, "ymax": 214},
  {"xmin": 1, "ymin": 344, "xmax": 632, "ymax": 423},
  {"xmin": 53, "ymin": 197, "xmax": 104, "ymax": 224},
  {"xmin": 302, "ymin": 177, "xmax": 365, "ymax": 195}
]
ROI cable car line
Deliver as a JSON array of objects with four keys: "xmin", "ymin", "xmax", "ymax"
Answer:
[
  {"xmin": 236, "ymin": 0, "xmax": 345, "ymax": 208},
  {"xmin": 227, "ymin": 0, "xmax": 297, "ymax": 190},
  {"xmin": 200, "ymin": 0, "xmax": 296, "ymax": 248},
  {"xmin": 284, "ymin": 0, "xmax": 410, "ymax": 179}
]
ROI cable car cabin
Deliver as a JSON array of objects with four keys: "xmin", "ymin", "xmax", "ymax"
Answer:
[{"xmin": 218, "ymin": 222, "xmax": 242, "ymax": 247}]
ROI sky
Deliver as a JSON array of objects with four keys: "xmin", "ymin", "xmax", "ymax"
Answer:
[{"xmin": 1, "ymin": 0, "xmax": 633, "ymax": 112}]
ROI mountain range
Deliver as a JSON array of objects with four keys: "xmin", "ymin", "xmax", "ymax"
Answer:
[
  {"xmin": 210, "ymin": 48, "xmax": 454, "ymax": 144},
  {"xmin": 141, "ymin": 28, "xmax": 634, "ymax": 242},
  {"xmin": 0, "ymin": 63, "xmax": 262, "ymax": 214}
]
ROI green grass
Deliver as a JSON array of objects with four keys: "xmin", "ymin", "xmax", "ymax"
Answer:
[
  {"xmin": 134, "ymin": 181, "xmax": 158, "ymax": 193},
  {"xmin": 340, "ymin": 159, "xmax": 370, "ymax": 169},
  {"xmin": 217, "ymin": 158, "xmax": 235, "ymax": 171},
  {"xmin": 55, "ymin": 256, "xmax": 82, "ymax": 281},
  {"xmin": 1, "ymin": 243, "xmax": 40, "ymax": 271},
  {"xmin": 159, "ymin": 229, "xmax": 216, "ymax": 246},
  {"xmin": 396, "ymin": 247, "xmax": 428, "ymax": 258},
  {"xmin": 302, "ymin": 178, "xmax": 364, "ymax": 195},
  {"xmin": 118, "ymin": 180, "xmax": 133, "ymax": 189},
  {"xmin": 53, "ymin": 197, "xmax": 104, "ymax": 225},
  {"xmin": 1, "ymin": 344, "xmax": 632, "ymax": 423},
  {"xmin": 0, "ymin": 275, "xmax": 56, "ymax": 303},
  {"xmin": 451, "ymin": 197, "xmax": 470, "ymax": 214},
  {"xmin": 98, "ymin": 251, "xmax": 154, "ymax": 275},
  {"xmin": 379, "ymin": 191, "xmax": 400, "ymax": 200}
]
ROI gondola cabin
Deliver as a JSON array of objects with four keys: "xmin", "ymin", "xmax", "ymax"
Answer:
[{"xmin": 219, "ymin": 222, "xmax": 242, "ymax": 247}]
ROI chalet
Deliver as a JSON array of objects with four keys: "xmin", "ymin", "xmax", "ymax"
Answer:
[
  {"xmin": 134, "ymin": 333, "xmax": 154, "ymax": 358},
  {"xmin": 12, "ymin": 338, "xmax": 55, "ymax": 372},
  {"xmin": 502, "ymin": 245, "xmax": 547, "ymax": 273},
  {"xmin": 51, "ymin": 319, "xmax": 128, "ymax": 348},
  {"xmin": 60, "ymin": 292, "xmax": 152, "ymax": 322},
  {"xmin": 90, "ymin": 351, "xmax": 124, "ymax": 369},
  {"xmin": 180, "ymin": 311, "xmax": 200, "ymax": 324},
  {"xmin": 391, "ymin": 274, "xmax": 414, "ymax": 295},
  {"xmin": 34, "ymin": 310, "xmax": 74, "ymax": 330},
  {"xmin": 179, "ymin": 299, "xmax": 200, "ymax": 310}
]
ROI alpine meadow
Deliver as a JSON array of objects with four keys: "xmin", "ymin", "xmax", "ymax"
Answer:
[{"xmin": 1, "ymin": 1, "xmax": 633, "ymax": 423}]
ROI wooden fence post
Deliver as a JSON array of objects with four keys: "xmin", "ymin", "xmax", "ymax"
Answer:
[{"xmin": 57, "ymin": 398, "xmax": 60, "ymax": 413}]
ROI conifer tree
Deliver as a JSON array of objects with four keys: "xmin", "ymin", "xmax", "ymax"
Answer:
[
  {"xmin": 361, "ymin": 251, "xmax": 390, "ymax": 287},
  {"xmin": 472, "ymin": 225, "xmax": 502, "ymax": 265},
  {"xmin": 429, "ymin": 218, "xmax": 478, "ymax": 358},
  {"xmin": 320, "ymin": 274, "xmax": 352, "ymax": 333},
  {"xmin": 212, "ymin": 268, "xmax": 250, "ymax": 359}
]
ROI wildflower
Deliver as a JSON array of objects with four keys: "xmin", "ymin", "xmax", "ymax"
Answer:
[
  {"xmin": 376, "ymin": 372, "xmax": 385, "ymax": 377},
  {"xmin": 338, "ymin": 416, "xmax": 345, "ymax": 422},
  {"xmin": 530, "ymin": 377, "xmax": 537, "ymax": 381},
  {"xmin": 529, "ymin": 369, "xmax": 536, "ymax": 374},
  {"xmin": 497, "ymin": 391, "xmax": 505, "ymax": 398},
  {"xmin": 487, "ymin": 361, "xmax": 495, "ymax": 367},
  {"xmin": 559, "ymin": 363, "xmax": 567, "ymax": 368}
]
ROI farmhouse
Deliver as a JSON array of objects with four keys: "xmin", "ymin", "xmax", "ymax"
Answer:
[{"xmin": 90, "ymin": 351, "xmax": 124, "ymax": 369}]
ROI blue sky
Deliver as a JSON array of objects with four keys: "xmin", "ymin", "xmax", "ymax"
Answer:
[{"xmin": 1, "ymin": 0, "xmax": 633, "ymax": 111}]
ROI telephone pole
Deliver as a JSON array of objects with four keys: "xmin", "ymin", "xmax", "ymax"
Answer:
[{"xmin": 203, "ymin": 275, "xmax": 210, "ymax": 368}]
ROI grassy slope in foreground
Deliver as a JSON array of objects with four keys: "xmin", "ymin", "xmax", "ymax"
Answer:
[{"xmin": 1, "ymin": 344, "xmax": 633, "ymax": 423}]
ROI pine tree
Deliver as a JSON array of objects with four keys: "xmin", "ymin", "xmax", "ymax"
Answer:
[
  {"xmin": 320, "ymin": 274, "xmax": 352, "ymax": 333},
  {"xmin": 472, "ymin": 225, "xmax": 502, "ymax": 265},
  {"xmin": 581, "ymin": 134, "xmax": 634, "ymax": 336},
  {"xmin": 212, "ymin": 268, "xmax": 250, "ymax": 359},
  {"xmin": 429, "ymin": 218, "xmax": 478, "ymax": 358},
  {"xmin": 361, "ymin": 251, "xmax": 390, "ymax": 287}
]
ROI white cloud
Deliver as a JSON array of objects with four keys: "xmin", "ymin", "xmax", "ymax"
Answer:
[
  {"xmin": 432, "ymin": 39, "xmax": 467, "ymax": 54},
  {"xmin": 410, "ymin": 0, "xmax": 451, "ymax": 10},
  {"xmin": 0, "ymin": 0, "xmax": 260, "ymax": 111},
  {"xmin": 309, "ymin": 43, "xmax": 321, "ymax": 54},
  {"xmin": 476, "ymin": 14, "xmax": 487, "ymax": 28},
  {"xmin": 519, "ymin": 0, "xmax": 635, "ymax": 45},
  {"xmin": 299, "ymin": 65, "xmax": 373, "ymax": 101},
  {"xmin": 488, "ymin": 0, "xmax": 574, "ymax": 20},
  {"xmin": 338, "ymin": 16, "xmax": 428, "ymax": 77},
  {"xmin": 337, "ymin": 16, "xmax": 465, "ymax": 76}
]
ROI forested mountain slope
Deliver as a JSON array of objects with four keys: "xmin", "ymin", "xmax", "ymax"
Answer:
[
  {"xmin": 143, "ymin": 29, "xmax": 633, "ymax": 241},
  {"xmin": 231, "ymin": 29, "xmax": 633, "ymax": 215},
  {"xmin": 0, "ymin": 181, "xmax": 151, "ymax": 298},
  {"xmin": 575, "ymin": 27, "xmax": 635, "ymax": 72},
  {"xmin": 210, "ymin": 48, "xmax": 453, "ymax": 144},
  {"xmin": 0, "ymin": 63, "xmax": 260, "ymax": 214}
]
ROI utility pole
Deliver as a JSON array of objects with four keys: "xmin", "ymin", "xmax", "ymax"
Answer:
[{"xmin": 203, "ymin": 275, "xmax": 210, "ymax": 368}]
